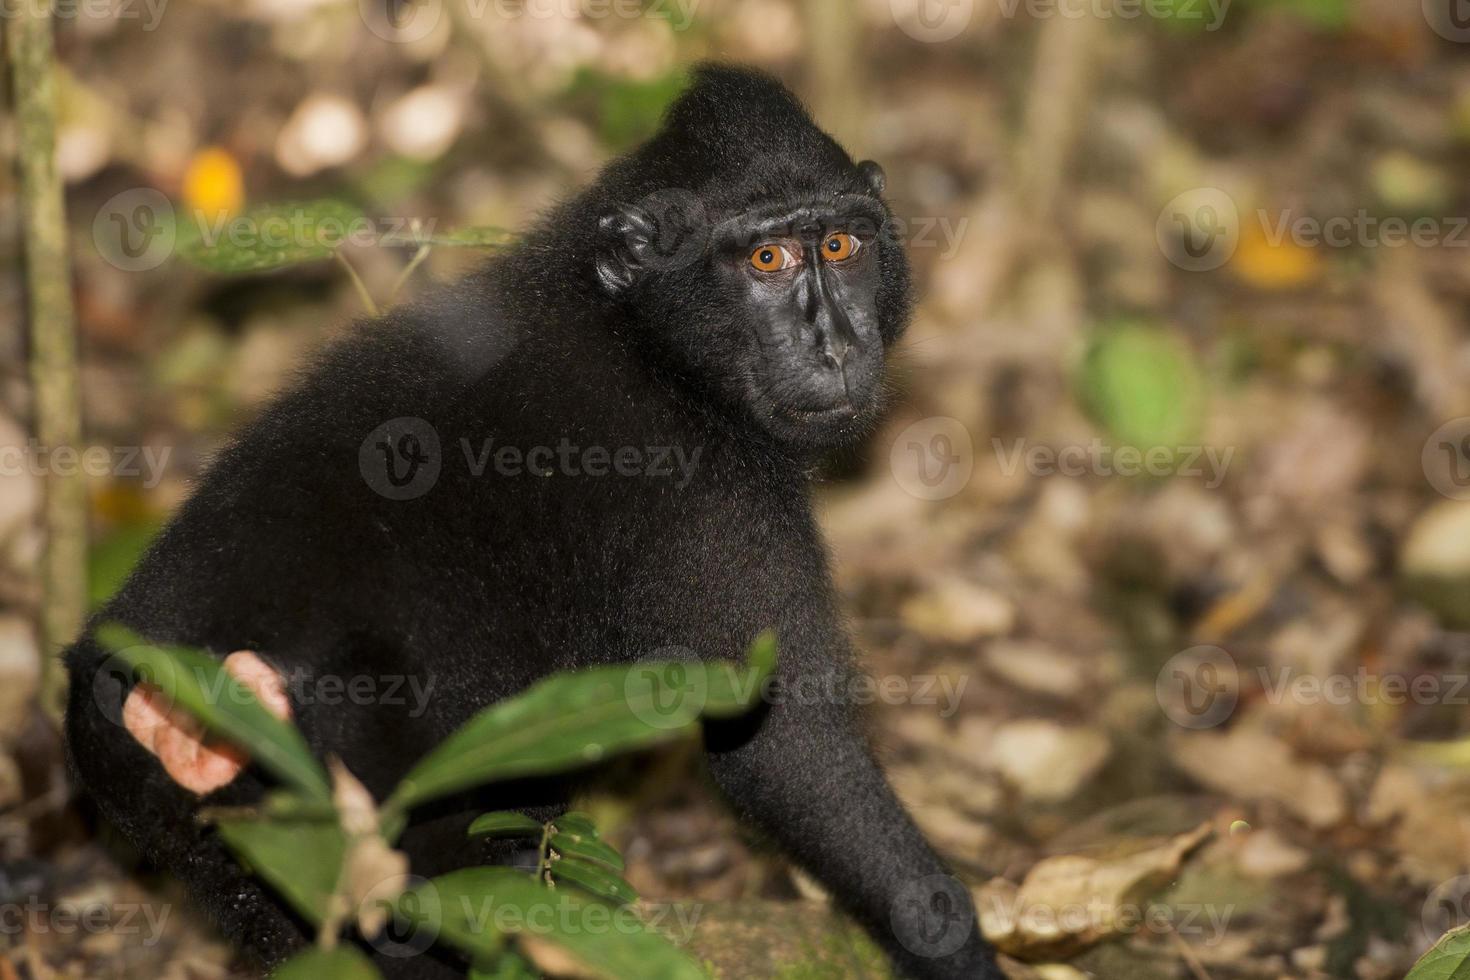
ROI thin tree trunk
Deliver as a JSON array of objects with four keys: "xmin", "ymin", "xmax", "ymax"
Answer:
[{"xmin": 7, "ymin": 0, "xmax": 85, "ymax": 722}]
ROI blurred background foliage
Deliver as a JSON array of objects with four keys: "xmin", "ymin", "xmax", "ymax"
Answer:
[{"xmin": 6, "ymin": 0, "xmax": 1470, "ymax": 976}]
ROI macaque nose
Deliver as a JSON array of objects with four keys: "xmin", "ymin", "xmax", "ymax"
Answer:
[{"xmin": 820, "ymin": 336, "xmax": 850, "ymax": 375}]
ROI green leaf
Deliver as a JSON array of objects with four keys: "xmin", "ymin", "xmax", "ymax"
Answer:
[
  {"xmin": 702, "ymin": 630, "xmax": 776, "ymax": 716},
  {"xmin": 88, "ymin": 520, "xmax": 163, "ymax": 607},
  {"xmin": 176, "ymin": 199, "xmax": 368, "ymax": 274},
  {"xmin": 214, "ymin": 815, "xmax": 346, "ymax": 926},
  {"xmin": 272, "ymin": 946, "xmax": 383, "ymax": 980},
  {"xmin": 550, "ymin": 831, "xmax": 624, "ymax": 872},
  {"xmin": 468, "ymin": 811, "xmax": 545, "ymax": 839},
  {"xmin": 587, "ymin": 70, "xmax": 687, "ymax": 150},
  {"xmin": 550, "ymin": 857, "xmax": 638, "ymax": 905},
  {"xmin": 1408, "ymin": 924, "xmax": 1470, "ymax": 980},
  {"xmin": 469, "ymin": 953, "xmax": 539, "ymax": 980},
  {"xmin": 386, "ymin": 638, "xmax": 775, "ymax": 814},
  {"xmin": 554, "ymin": 811, "xmax": 599, "ymax": 840},
  {"xmin": 1243, "ymin": 0, "xmax": 1350, "ymax": 29},
  {"xmin": 1078, "ymin": 321, "xmax": 1207, "ymax": 460},
  {"xmin": 415, "ymin": 227, "xmax": 517, "ymax": 248},
  {"xmin": 97, "ymin": 623, "xmax": 331, "ymax": 801},
  {"xmin": 262, "ymin": 791, "xmax": 339, "ymax": 822},
  {"xmin": 397, "ymin": 868, "xmax": 705, "ymax": 980}
]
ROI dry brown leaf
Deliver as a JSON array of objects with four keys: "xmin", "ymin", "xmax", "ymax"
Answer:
[
  {"xmin": 1168, "ymin": 727, "xmax": 1346, "ymax": 828},
  {"xmin": 977, "ymin": 822, "xmax": 1212, "ymax": 960},
  {"xmin": 329, "ymin": 758, "xmax": 410, "ymax": 938}
]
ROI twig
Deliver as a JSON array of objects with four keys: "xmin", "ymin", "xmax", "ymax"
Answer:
[
  {"xmin": 6, "ymin": 0, "xmax": 86, "ymax": 723},
  {"xmin": 1170, "ymin": 926, "xmax": 1214, "ymax": 980},
  {"xmin": 387, "ymin": 243, "xmax": 432, "ymax": 308},
  {"xmin": 535, "ymin": 819, "xmax": 554, "ymax": 884},
  {"xmin": 334, "ymin": 250, "xmax": 380, "ymax": 317}
]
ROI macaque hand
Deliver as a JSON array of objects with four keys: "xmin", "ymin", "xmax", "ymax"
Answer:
[{"xmin": 122, "ymin": 650, "xmax": 291, "ymax": 795}]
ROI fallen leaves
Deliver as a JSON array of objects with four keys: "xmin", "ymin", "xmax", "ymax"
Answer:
[
  {"xmin": 1167, "ymin": 727, "xmax": 1346, "ymax": 829},
  {"xmin": 977, "ymin": 823, "xmax": 1213, "ymax": 960}
]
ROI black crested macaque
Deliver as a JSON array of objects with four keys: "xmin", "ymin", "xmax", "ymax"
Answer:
[{"xmin": 64, "ymin": 65, "xmax": 1001, "ymax": 979}]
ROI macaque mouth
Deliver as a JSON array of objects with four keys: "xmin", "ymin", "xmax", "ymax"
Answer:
[{"xmin": 778, "ymin": 401, "xmax": 858, "ymax": 422}]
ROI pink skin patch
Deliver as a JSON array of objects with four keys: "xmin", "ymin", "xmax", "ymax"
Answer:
[{"xmin": 122, "ymin": 650, "xmax": 291, "ymax": 795}]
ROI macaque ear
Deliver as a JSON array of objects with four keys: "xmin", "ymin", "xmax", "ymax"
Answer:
[
  {"xmin": 857, "ymin": 160, "xmax": 887, "ymax": 196},
  {"xmin": 596, "ymin": 204, "xmax": 657, "ymax": 297},
  {"xmin": 596, "ymin": 191, "xmax": 710, "ymax": 297}
]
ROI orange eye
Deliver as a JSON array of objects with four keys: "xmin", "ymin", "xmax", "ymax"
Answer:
[
  {"xmin": 749, "ymin": 243, "xmax": 797, "ymax": 272},
  {"xmin": 821, "ymin": 233, "xmax": 859, "ymax": 262}
]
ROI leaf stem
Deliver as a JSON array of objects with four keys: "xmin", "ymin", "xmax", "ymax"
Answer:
[
  {"xmin": 535, "ymin": 819, "xmax": 554, "ymax": 884},
  {"xmin": 387, "ymin": 243, "xmax": 432, "ymax": 308},
  {"xmin": 334, "ymin": 249, "xmax": 379, "ymax": 316}
]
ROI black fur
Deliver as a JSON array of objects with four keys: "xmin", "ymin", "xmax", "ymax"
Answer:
[{"xmin": 64, "ymin": 65, "xmax": 1000, "ymax": 979}]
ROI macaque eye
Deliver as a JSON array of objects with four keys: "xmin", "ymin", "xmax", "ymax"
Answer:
[
  {"xmin": 821, "ymin": 233, "xmax": 859, "ymax": 262},
  {"xmin": 749, "ymin": 243, "xmax": 799, "ymax": 273}
]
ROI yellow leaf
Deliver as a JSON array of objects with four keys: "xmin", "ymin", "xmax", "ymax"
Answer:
[
  {"xmin": 182, "ymin": 146, "xmax": 244, "ymax": 221},
  {"xmin": 1230, "ymin": 216, "xmax": 1321, "ymax": 290}
]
